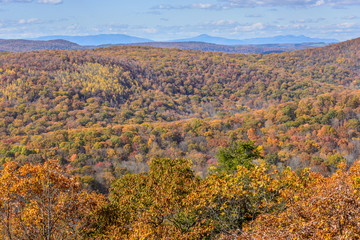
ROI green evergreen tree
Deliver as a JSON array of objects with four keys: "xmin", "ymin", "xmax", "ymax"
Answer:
[{"xmin": 216, "ymin": 141, "xmax": 261, "ymax": 173}]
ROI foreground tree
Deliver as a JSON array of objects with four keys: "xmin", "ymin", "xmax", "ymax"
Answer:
[
  {"xmin": 237, "ymin": 161, "xmax": 360, "ymax": 239},
  {"xmin": 192, "ymin": 164, "xmax": 285, "ymax": 237},
  {"xmin": 0, "ymin": 160, "xmax": 105, "ymax": 240},
  {"xmin": 96, "ymin": 157, "xmax": 211, "ymax": 239},
  {"xmin": 96, "ymin": 157, "xmax": 285, "ymax": 239}
]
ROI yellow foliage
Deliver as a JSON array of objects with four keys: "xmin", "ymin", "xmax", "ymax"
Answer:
[{"xmin": 0, "ymin": 160, "xmax": 105, "ymax": 239}]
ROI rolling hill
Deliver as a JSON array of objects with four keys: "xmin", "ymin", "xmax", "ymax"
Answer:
[
  {"xmin": 0, "ymin": 35, "xmax": 359, "ymax": 240},
  {"xmin": 0, "ymin": 37, "xmax": 359, "ymax": 192},
  {"xmin": 0, "ymin": 39, "xmax": 86, "ymax": 52}
]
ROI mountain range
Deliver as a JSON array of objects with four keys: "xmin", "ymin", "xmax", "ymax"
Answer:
[
  {"xmin": 172, "ymin": 34, "xmax": 338, "ymax": 45},
  {"xmin": 28, "ymin": 33, "xmax": 338, "ymax": 46},
  {"xmin": 0, "ymin": 39, "xmax": 328, "ymax": 54},
  {"xmin": 30, "ymin": 34, "xmax": 153, "ymax": 46},
  {"xmin": 0, "ymin": 33, "xmax": 339, "ymax": 53},
  {"xmin": 121, "ymin": 41, "xmax": 327, "ymax": 54}
]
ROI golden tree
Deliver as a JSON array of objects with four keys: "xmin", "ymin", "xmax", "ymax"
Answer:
[
  {"xmin": 0, "ymin": 160, "xmax": 105, "ymax": 240},
  {"xmin": 101, "ymin": 157, "xmax": 209, "ymax": 240},
  {"xmin": 237, "ymin": 161, "xmax": 360, "ymax": 239}
]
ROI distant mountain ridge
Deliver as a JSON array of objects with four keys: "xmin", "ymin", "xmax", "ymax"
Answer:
[
  {"xmin": 242, "ymin": 35, "xmax": 339, "ymax": 44},
  {"xmin": 120, "ymin": 41, "xmax": 328, "ymax": 54},
  {"xmin": 171, "ymin": 34, "xmax": 244, "ymax": 45},
  {"xmin": 30, "ymin": 34, "xmax": 153, "ymax": 46},
  {"xmin": 170, "ymin": 34, "xmax": 338, "ymax": 45},
  {"xmin": 28, "ymin": 33, "xmax": 339, "ymax": 46},
  {"xmin": 0, "ymin": 33, "xmax": 341, "ymax": 53}
]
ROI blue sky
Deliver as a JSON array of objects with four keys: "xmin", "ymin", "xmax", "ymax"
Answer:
[{"xmin": 0, "ymin": 0, "xmax": 359, "ymax": 41}]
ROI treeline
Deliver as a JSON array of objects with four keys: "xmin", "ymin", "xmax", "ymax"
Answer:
[{"xmin": 2, "ymin": 154, "xmax": 360, "ymax": 239}]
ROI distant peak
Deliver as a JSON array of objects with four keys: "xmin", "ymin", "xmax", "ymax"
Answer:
[{"xmin": 198, "ymin": 34, "xmax": 211, "ymax": 37}]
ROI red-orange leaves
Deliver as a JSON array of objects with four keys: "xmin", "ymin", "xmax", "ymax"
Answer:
[{"xmin": 239, "ymin": 162, "xmax": 360, "ymax": 239}]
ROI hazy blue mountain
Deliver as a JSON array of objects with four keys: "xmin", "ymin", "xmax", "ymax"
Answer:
[
  {"xmin": 241, "ymin": 35, "xmax": 339, "ymax": 44},
  {"xmin": 29, "ymin": 34, "xmax": 338, "ymax": 46},
  {"xmin": 0, "ymin": 38, "xmax": 328, "ymax": 54},
  {"xmin": 171, "ymin": 34, "xmax": 338, "ymax": 45},
  {"xmin": 30, "ymin": 34, "xmax": 153, "ymax": 45},
  {"xmin": 170, "ymin": 34, "xmax": 245, "ymax": 45},
  {"xmin": 118, "ymin": 41, "xmax": 328, "ymax": 54},
  {"xmin": 3, "ymin": 34, "xmax": 338, "ymax": 53}
]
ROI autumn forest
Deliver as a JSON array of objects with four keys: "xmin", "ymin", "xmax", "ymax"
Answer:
[{"xmin": 0, "ymin": 37, "xmax": 360, "ymax": 239}]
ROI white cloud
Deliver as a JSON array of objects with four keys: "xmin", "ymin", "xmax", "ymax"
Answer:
[
  {"xmin": 243, "ymin": 22, "xmax": 265, "ymax": 31},
  {"xmin": 152, "ymin": 3, "xmax": 226, "ymax": 10},
  {"xmin": 192, "ymin": 3, "xmax": 211, "ymax": 8},
  {"xmin": 315, "ymin": 0, "xmax": 325, "ymax": 6},
  {"xmin": 0, "ymin": 0, "xmax": 32, "ymax": 2},
  {"xmin": 207, "ymin": 20, "xmax": 236, "ymax": 26},
  {"xmin": 18, "ymin": 18, "xmax": 39, "ymax": 24},
  {"xmin": 342, "ymin": 16, "xmax": 358, "ymax": 19},
  {"xmin": 291, "ymin": 18, "xmax": 325, "ymax": 24},
  {"xmin": 0, "ymin": 18, "xmax": 69, "ymax": 39},
  {"xmin": 37, "ymin": 0, "xmax": 62, "ymax": 4},
  {"xmin": 337, "ymin": 22, "xmax": 356, "ymax": 28},
  {"xmin": 153, "ymin": 0, "xmax": 360, "ymax": 10},
  {"xmin": 221, "ymin": 0, "xmax": 360, "ymax": 8},
  {"xmin": 143, "ymin": 28, "xmax": 158, "ymax": 34},
  {"xmin": 0, "ymin": 0, "xmax": 62, "ymax": 4},
  {"xmin": 245, "ymin": 14, "xmax": 262, "ymax": 18}
]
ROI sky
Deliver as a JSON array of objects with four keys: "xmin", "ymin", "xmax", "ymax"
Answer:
[{"xmin": 0, "ymin": 0, "xmax": 359, "ymax": 41}]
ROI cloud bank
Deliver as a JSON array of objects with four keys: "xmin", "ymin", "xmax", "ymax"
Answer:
[
  {"xmin": 221, "ymin": 0, "xmax": 360, "ymax": 7},
  {"xmin": 37, "ymin": 0, "xmax": 62, "ymax": 4},
  {"xmin": 153, "ymin": 0, "xmax": 360, "ymax": 10},
  {"xmin": 0, "ymin": 0, "xmax": 62, "ymax": 4}
]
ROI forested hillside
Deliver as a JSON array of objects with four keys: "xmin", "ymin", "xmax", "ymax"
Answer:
[
  {"xmin": 0, "ymin": 36, "xmax": 360, "ymax": 239},
  {"xmin": 0, "ymin": 39, "xmax": 87, "ymax": 52},
  {"xmin": 119, "ymin": 42, "xmax": 326, "ymax": 54},
  {"xmin": 0, "ymin": 38, "xmax": 359, "ymax": 193}
]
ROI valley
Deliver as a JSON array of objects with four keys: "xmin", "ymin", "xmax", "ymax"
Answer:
[
  {"xmin": 0, "ymin": 36, "xmax": 360, "ymax": 239},
  {"xmin": 0, "ymin": 38, "xmax": 359, "ymax": 191}
]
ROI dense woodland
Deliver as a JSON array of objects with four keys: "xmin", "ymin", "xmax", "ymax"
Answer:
[
  {"xmin": 0, "ymin": 37, "xmax": 360, "ymax": 238},
  {"xmin": 122, "ymin": 42, "xmax": 325, "ymax": 54}
]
